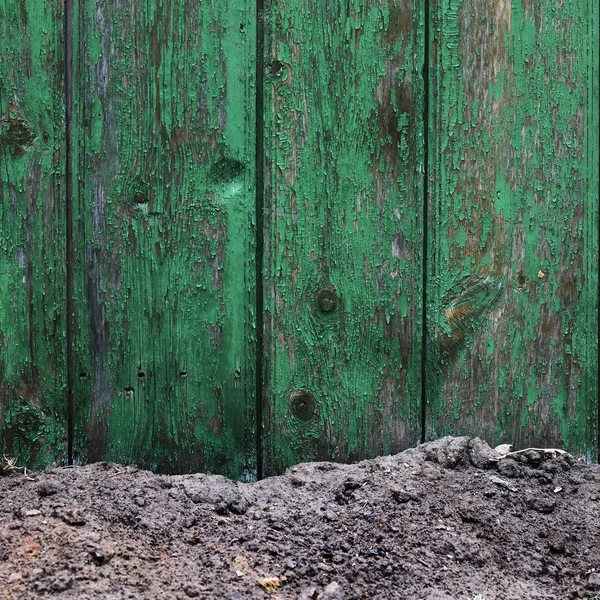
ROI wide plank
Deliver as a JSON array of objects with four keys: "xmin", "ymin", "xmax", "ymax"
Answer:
[
  {"xmin": 72, "ymin": 0, "xmax": 258, "ymax": 477},
  {"xmin": 262, "ymin": 0, "xmax": 425, "ymax": 474},
  {"xmin": 0, "ymin": 0, "xmax": 67, "ymax": 468},
  {"xmin": 426, "ymin": 0, "xmax": 599, "ymax": 458}
]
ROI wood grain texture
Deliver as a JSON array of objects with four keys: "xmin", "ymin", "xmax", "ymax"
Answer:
[
  {"xmin": 426, "ymin": 0, "xmax": 599, "ymax": 458},
  {"xmin": 262, "ymin": 0, "xmax": 425, "ymax": 474},
  {"xmin": 72, "ymin": 0, "xmax": 257, "ymax": 477},
  {"xmin": 0, "ymin": 0, "xmax": 67, "ymax": 468}
]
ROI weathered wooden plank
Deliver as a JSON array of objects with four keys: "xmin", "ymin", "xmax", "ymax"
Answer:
[
  {"xmin": 426, "ymin": 0, "xmax": 599, "ymax": 458},
  {"xmin": 262, "ymin": 0, "xmax": 425, "ymax": 474},
  {"xmin": 72, "ymin": 0, "xmax": 257, "ymax": 478},
  {"xmin": 0, "ymin": 0, "xmax": 67, "ymax": 468}
]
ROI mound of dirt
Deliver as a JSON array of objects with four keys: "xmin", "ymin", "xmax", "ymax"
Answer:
[{"xmin": 1, "ymin": 436, "xmax": 599, "ymax": 600}]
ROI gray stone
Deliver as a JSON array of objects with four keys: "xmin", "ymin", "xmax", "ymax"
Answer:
[
  {"xmin": 318, "ymin": 581, "xmax": 345, "ymax": 600},
  {"xmin": 468, "ymin": 437, "xmax": 499, "ymax": 469},
  {"xmin": 586, "ymin": 572, "xmax": 600, "ymax": 591},
  {"xmin": 497, "ymin": 458, "xmax": 523, "ymax": 478},
  {"xmin": 298, "ymin": 587, "xmax": 318, "ymax": 600}
]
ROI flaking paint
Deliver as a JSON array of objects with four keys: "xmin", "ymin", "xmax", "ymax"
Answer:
[
  {"xmin": 427, "ymin": 0, "xmax": 598, "ymax": 459},
  {"xmin": 262, "ymin": 0, "xmax": 426, "ymax": 474},
  {"xmin": 71, "ymin": 0, "xmax": 258, "ymax": 478},
  {"xmin": 0, "ymin": 0, "xmax": 67, "ymax": 468},
  {"xmin": 0, "ymin": 0, "xmax": 597, "ymax": 476}
]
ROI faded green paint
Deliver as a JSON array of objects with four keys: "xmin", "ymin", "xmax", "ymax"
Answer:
[
  {"xmin": 71, "ymin": 0, "xmax": 258, "ymax": 478},
  {"xmin": 0, "ymin": 0, "xmax": 67, "ymax": 468},
  {"xmin": 426, "ymin": 0, "xmax": 599, "ymax": 458},
  {"xmin": 1, "ymin": 0, "xmax": 598, "ymax": 476},
  {"xmin": 262, "ymin": 0, "xmax": 425, "ymax": 474}
]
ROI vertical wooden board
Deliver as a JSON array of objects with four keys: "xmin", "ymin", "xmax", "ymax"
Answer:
[
  {"xmin": 263, "ymin": 0, "xmax": 425, "ymax": 474},
  {"xmin": 0, "ymin": 0, "xmax": 67, "ymax": 468},
  {"xmin": 427, "ymin": 0, "xmax": 599, "ymax": 457},
  {"xmin": 72, "ymin": 0, "xmax": 257, "ymax": 478}
]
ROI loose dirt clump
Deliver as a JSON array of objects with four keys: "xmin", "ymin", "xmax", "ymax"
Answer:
[{"xmin": 1, "ymin": 437, "xmax": 599, "ymax": 600}]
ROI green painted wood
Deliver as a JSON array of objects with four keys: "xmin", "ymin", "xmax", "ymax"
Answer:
[
  {"xmin": 71, "ymin": 0, "xmax": 258, "ymax": 478},
  {"xmin": 0, "ymin": 0, "xmax": 67, "ymax": 468},
  {"xmin": 262, "ymin": 0, "xmax": 425, "ymax": 474},
  {"xmin": 426, "ymin": 0, "xmax": 599, "ymax": 458}
]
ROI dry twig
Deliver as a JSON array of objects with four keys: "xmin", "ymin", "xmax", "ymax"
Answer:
[{"xmin": 489, "ymin": 447, "xmax": 568, "ymax": 462}]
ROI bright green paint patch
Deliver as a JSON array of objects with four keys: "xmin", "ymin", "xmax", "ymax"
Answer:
[{"xmin": 453, "ymin": 228, "xmax": 468, "ymax": 248}]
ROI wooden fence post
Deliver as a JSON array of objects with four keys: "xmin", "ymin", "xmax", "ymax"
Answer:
[
  {"xmin": 0, "ymin": 0, "xmax": 67, "ymax": 468},
  {"xmin": 426, "ymin": 0, "xmax": 599, "ymax": 459},
  {"xmin": 71, "ymin": 0, "xmax": 258, "ymax": 477},
  {"xmin": 262, "ymin": 0, "xmax": 426, "ymax": 474}
]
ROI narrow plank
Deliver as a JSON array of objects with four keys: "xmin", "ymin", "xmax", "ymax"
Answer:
[
  {"xmin": 262, "ymin": 0, "xmax": 425, "ymax": 474},
  {"xmin": 0, "ymin": 0, "xmax": 67, "ymax": 468},
  {"xmin": 72, "ymin": 0, "xmax": 257, "ymax": 478},
  {"xmin": 426, "ymin": 0, "xmax": 599, "ymax": 458}
]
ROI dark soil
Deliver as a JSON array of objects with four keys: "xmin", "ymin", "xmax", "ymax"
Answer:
[{"xmin": 1, "ymin": 437, "xmax": 600, "ymax": 600}]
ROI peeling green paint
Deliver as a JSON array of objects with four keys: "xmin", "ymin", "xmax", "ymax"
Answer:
[
  {"xmin": 0, "ymin": 0, "xmax": 597, "ymax": 475},
  {"xmin": 262, "ymin": 0, "xmax": 425, "ymax": 474},
  {"xmin": 0, "ymin": 0, "xmax": 67, "ymax": 469},
  {"xmin": 427, "ymin": 0, "xmax": 598, "ymax": 459},
  {"xmin": 71, "ymin": 0, "xmax": 258, "ymax": 478}
]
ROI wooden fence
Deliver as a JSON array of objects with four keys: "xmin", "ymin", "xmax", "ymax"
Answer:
[{"xmin": 1, "ymin": 0, "xmax": 598, "ymax": 479}]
